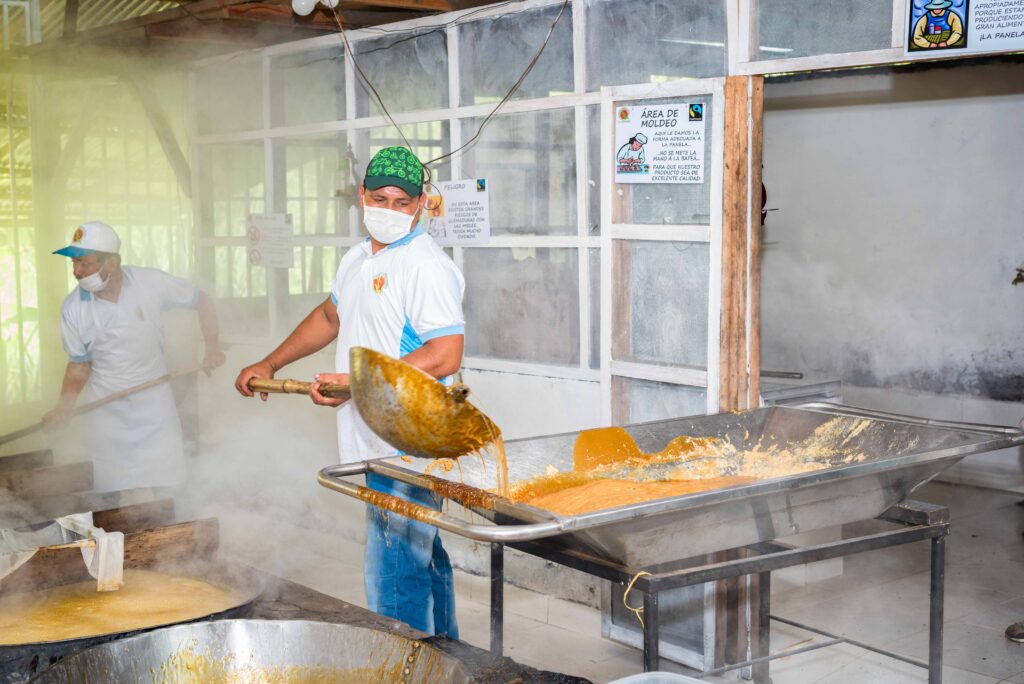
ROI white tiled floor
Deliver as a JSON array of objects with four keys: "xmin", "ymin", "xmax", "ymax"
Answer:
[{"xmin": 263, "ymin": 481, "xmax": 1024, "ymax": 683}]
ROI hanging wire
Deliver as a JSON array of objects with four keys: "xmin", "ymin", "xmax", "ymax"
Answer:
[
  {"xmin": 423, "ymin": 0, "xmax": 569, "ymax": 167},
  {"xmin": 327, "ymin": 0, "xmax": 570, "ymax": 180}
]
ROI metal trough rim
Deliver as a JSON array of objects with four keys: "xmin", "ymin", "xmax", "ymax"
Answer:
[{"xmin": 318, "ymin": 403, "xmax": 1024, "ymax": 544}]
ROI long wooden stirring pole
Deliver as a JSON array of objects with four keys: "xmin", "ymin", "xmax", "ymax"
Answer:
[
  {"xmin": 0, "ymin": 365, "xmax": 204, "ymax": 447},
  {"xmin": 246, "ymin": 378, "xmax": 351, "ymax": 399}
]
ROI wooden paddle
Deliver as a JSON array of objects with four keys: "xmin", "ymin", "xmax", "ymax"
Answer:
[{"xmin": 0, "ymin": 365, "xmax": 203, "ymax": 447}]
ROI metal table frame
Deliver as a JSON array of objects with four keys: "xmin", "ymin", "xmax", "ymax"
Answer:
[{"xmin": 487, "ymin": 500, "xmax": 949, "ymax": 684}]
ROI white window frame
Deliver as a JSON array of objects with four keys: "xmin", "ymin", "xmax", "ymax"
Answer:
[
  {"xmin": 730, "ymin": 0, "xmax": 1022, "ymax": 76},
  {"xmin": 599, "ymin": 78, "xmax": 726, "ymax": 425},
  {"xmin": 193, "ymin": 0, "xmax": 607, "ymax": 385}
]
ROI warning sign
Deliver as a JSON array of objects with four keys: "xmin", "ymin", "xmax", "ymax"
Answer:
[{"xmin": 614, "ymin": 102, "xmax": 705, "ymax": 185}]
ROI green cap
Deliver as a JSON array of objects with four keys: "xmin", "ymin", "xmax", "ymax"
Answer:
[{"xmin": 363, "ymin": 146, "xmax": 424, "ymax": 198}]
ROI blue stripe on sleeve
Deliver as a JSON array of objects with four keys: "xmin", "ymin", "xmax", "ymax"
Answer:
[
  {"xmin": 330, "ymin": 292, "xmax": 339, "ymax": 305},
  {"xmin": 400, "ymin": 319, "xmax": 423, "ymax": 356},
  {"xmin": 69, "ymin": 354, "xmax": 90, "ymax": 363},
  {"xmin": 419, "ymin": 324, "xmax": 465, "ymax": 342}
]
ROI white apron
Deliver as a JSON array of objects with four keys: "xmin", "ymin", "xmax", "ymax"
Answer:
[{"xmin": 81, "ymin": 270, "xmax": 185, "ymax": 492}]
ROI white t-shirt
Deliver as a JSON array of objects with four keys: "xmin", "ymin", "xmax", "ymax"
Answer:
[{"xmin": 330, "ymin": 225, "xmax": 465, "ymax": 464}]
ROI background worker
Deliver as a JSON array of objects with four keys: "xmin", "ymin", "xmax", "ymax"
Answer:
[
  {"xmin": 235, "ymin": 146, "xmax": 465, "ymax": 638},
  {"xmin": 46, "ymin": 221, "xmax": 225, "ymax": 496}
]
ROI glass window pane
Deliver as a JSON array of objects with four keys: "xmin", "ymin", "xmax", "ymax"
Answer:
[
  {"xmin": 588, "ymin": 0, "xmax": 727, "ymax": 89},
  {"xmin": 196, "ymin": 59, "xmax": 262, "ymax": 135},
  {"xmin": 200, "ymin": 144, "xmax": 265, "ymax": 238},
  {"xmin": 613, "ymin": 377, "xmax": 707, "ymax": 424},
  {"xmin": 354, "ymin": 30, "xmax": 447, "ymax": 116},
  {"xmin": 281, "ymin": 134, "xmax": 352, "ymax": 235},
  {"xmin": 757, "ymin": 0, "xmax": 893, "ymax": 59},
  {"xmin": 464, "ymin": 247, "xmax": 579, "ymax": 365},
  {"xmin": 613, "ymin": 240, "xmax": 709, "ymax": 367},
  {"xmin": 459, "ymin": 4, "xmax": 573, "ymax": 106},
  {"xmin": 613, "ymin": 97, "xmax": 713, "ymax": 225},
  {"xmin": 200, "ymin": 246, "xmax": 268, "ymax": 337},
  {"xmin": 461, "ymin": 110, "xmax": 576, "ymax": 236},
  {"xmin": 364, "ymin": 121, "xmax": 451, "ymax": 183},
  {"xmin": 270, "ymin": 47, "xmax": 345, "ymax": 126}
]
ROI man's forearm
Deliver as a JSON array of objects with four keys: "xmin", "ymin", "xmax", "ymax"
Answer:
[
  {"xmin": 57, "ymin": 362, "xmax": 91, "ymax": 408},
  {"xmin": 262, "ymin": 300, "xmax": 339, "ymax": 372},
  {"xmin": 197, "ymin": 291, "xmax": 221, "ymax": 349},
  {"xmin": 402, "ymin": 335, "xmax": 464, "ymax": 379}
]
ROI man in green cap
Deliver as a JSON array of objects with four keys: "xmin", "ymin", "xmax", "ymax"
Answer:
[{"xmin": 235, "ymin": 146, "xmax": 465, "ymax": 637}]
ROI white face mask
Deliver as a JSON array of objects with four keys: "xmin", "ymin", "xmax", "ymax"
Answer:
[
  {"xmin": 78, "ymin": 263, "xmax": 110, "ymax": 293},
  {"xmin": 363, "ymin": 205, "xmax": 416, "ymax": 245}
]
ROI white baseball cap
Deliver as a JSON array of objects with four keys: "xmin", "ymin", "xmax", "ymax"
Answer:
[{"xmin": 53, "ymin": 222, "xmax": 121, "ymax": 257}]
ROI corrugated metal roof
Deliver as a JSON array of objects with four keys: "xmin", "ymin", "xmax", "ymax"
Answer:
[{"xmin": 39, "ymin": 0, "xmax": 173, "ymax": 41}]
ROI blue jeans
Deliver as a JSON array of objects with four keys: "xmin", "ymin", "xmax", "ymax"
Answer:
[{"xmin": 364, "ymin": 472, "xmax": 459, "ymax": 638}]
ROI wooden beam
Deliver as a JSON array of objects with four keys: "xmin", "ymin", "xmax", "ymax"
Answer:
[
  {"xmin": 0, "ymin": 518, "xmax": 220, "ymax": 593},
  {"xmin": 720, "ymin": 76, "xmax": 748, "ymax": 413},
  {"xmin": 0, "ymin": 449, "xmax": 53, "ymax": 473},
  {"xmin": 125, "ymin": 73, "xmax": 192, "ymax": 200},
  {"xmin": 0, "ymin": 462, "xmax": 93, "ymax": 499},
  {"xmin": 719, "ymin": 75, "xmax": 764, "ymax": 412},
  {"xmin": 92, "ymin": 499, "xmax": 177, "ymax": 533},
  {"xmin": 63, "ymin": 0, "xmax": 79, "ymax": 38},
  {"xmin": 341, "ymin": 0, "xmax": 453, "ymax": 11},
  {"xmin": 144, "ymin": 18, "xmax": 315, "ymax": 45}
]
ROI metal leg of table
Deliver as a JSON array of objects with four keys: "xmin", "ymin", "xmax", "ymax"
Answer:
[
  {"xmin": 754, "ymin": 571, "xmax": 772, "ymax": 684},
  {"xmin": 643, "ymin": 590, "xmax": 659, "ymax": 672},
  {"xmin": 490, "ymin": 542, "xmax": 504, "ymax": 657},
  {"xmin": 929, "ymin": 535, "xmax": 946, "ymax": 684}
]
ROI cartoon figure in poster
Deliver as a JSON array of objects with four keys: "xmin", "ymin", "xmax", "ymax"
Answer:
[
  {"xmin": 910, "ymin": 0, "xmax": 967, "ymax": 51},
  {"xmin": 424, "ymin": 193, "xmax": 447, "ymax": 240},
  {"xmin": 616, "ymin": 132, "xmax": 648, "ymax": 174}
]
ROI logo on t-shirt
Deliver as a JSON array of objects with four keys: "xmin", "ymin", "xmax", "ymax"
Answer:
[{"xmin": 372, "ymin": 273, "xmax": 387, "ymax": 294}]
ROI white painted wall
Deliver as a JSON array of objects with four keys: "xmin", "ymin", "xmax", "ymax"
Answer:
[{"xmin": 761, "ymin": 61, "xmax": 1024, "ymax": 490}]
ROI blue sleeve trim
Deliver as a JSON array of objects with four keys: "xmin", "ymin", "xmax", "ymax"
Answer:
[
  {"xmin": 419, "ymin": 324, "xmax": 465, "ymax": 342},
  {"xmin": 69, "ymin": 354, "xmax": 90, "ymax": 363},
  {"xmin": 330, "ymin": 292, "xmax": 339, "ymax": 305}
]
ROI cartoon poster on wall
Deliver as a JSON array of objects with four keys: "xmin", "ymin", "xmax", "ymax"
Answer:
[
  {"xmin": 424, "ymin": 179, "xmax": 490, "ymax": 246},
  {"xmin": 906, "ymin": 0, "xmax": 1024, "ymax": 56},
  {"xmin": 614, "ymin": 102, "xmax": 705, "ymax": 185}
]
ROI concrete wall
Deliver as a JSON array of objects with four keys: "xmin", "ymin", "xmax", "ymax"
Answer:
[{"xmin": 761, "ymin": 60, "xmax": 1024, "ymax": 490}]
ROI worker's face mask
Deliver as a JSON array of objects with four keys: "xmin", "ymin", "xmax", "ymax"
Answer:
[
  {"xmin": 363, "ymin": 204, "xmax": 416, "ymax": 245},
  {"xmin": 78, "ymin": 259, "xmax": 111, "ymax": 293}
]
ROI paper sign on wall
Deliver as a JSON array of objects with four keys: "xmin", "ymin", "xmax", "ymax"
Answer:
[
  {"xmin": 614, "ymin": 102, "xmax": 705, "ymax": 185},
  {"xmin": 905, "ymin": 0, "xmax": 1024, "ymax": 57},
  {"xmin": 424, "ymin": 179, "xmax": 490, "ymax": 246},
  {"xmin": 247, "ymin": 214, "xmax": 294, "ymax": 268}
]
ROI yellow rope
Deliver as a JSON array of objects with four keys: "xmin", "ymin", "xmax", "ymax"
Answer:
[{"xmin": 622, "ymin": 571, "xmax": 653, "ymax": 629}]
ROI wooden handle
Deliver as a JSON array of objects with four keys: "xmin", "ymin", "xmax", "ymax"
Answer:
[
  {"xmin": 247, "ymin": 378, "xmax": 351, "ymax": 399},
  {"xmin": 0, "ymin": 365, "xmax": 203, "ymax": 447}
]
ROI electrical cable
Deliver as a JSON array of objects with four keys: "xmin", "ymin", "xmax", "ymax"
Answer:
[
  {"xmin": 424, "ymin": 0, "xmax": 569, "ymax": 167},
  {"xmin": 327, "ymin": 0, "xmax": 570, "ymax": 179}
]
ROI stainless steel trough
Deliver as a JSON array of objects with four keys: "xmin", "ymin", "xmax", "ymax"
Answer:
[
  {"xmin": 319, "ymin": 403, "xmax": 1024, "ymax": 568},
  {"xmin": 31, "ymin": 620, "xmax": 470, "ymax": 683}
]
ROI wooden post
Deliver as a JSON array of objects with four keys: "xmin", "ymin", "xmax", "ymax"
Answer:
[
  {"xmin": 719, "ymin": 76, "xmax": 764, "ymax": 412},
  {"xmin": 717, "ymin": 75, "xmax": 765, "ymax": 671}
]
